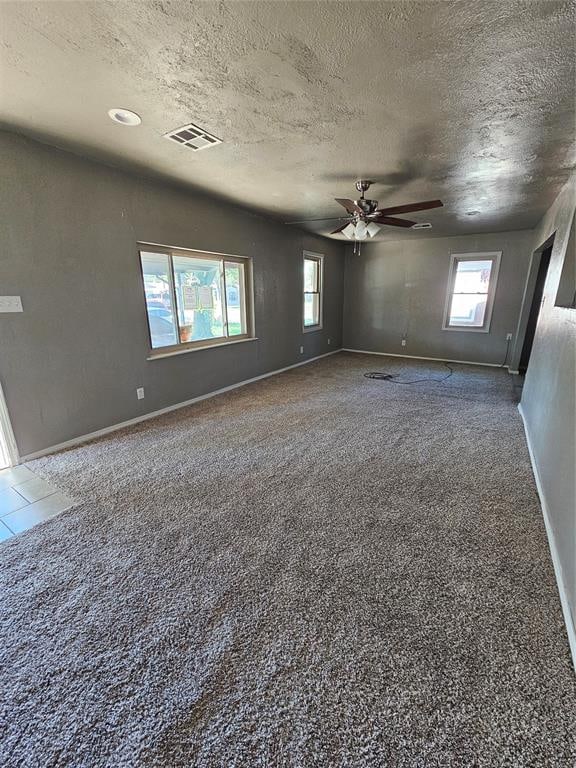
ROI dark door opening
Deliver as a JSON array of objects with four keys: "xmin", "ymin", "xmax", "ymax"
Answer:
[{"xmin": 519, "ymin": 241, "xmax": 554, "ymax": 375}]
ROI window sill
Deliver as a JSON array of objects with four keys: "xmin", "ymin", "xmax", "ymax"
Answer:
[
  {"xmin": 303, "ymin": 325, "xmax": 323, "ymax": 334},
  {"xmin": 442, "ymin": 326, "xmax": 490, "ymax": 333},
  {"xmin": 147, "ymin": 337, "xmax": 258, "ymax": 361}
]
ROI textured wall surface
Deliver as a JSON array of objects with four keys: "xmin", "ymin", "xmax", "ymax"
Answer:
[
  {"xmin": 0, "ymin": 132, "xmax": 344, "ymax": 456},
  {"xmin": 342, "ymin": 230, "xmax": 533, "ymax": 365},
  {"xmin": 0, "ymin": 1, "xmax": 574, "ymax": 238},
  {"xmin": 519, "ymin": 175, "xmax": 576, "ymax": 638}
]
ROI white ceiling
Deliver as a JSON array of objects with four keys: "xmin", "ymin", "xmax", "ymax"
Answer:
[{"xmin": 1, "ymin": 1, "xmax": 574, "ymax": 240}]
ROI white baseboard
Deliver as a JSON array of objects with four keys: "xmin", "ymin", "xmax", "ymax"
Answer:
[
  {"xmin": 342, "ymin": 348, "xmax": 508, "ymax": 369},
  {"xmin": 518, "ymin": 403, "xmax": 576, "ymax": 672},
  {"xmin": 21, "ymin": 349, "xmax": 341, "ymax": 462}
]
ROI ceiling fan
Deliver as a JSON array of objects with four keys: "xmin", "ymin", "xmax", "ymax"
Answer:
[{"xmin": 287, "ymin": 180, "xmax": 443, "ymax": 253}]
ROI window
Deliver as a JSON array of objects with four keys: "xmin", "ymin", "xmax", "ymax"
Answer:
[
  {"xmin": 139, "ymin": 245, "xmax": 253, "ymax": 354},
  {"xmin": 443, "ymin": 252, "xmax": 501, "ymax": 332},
  {"xmin": 303, "ymin": 252, "xmax": 323, "ymax": 330}
]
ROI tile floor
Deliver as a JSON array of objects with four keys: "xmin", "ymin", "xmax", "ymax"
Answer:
[{"xmin": 0, "ymin": 465, "xmax": 74, "ymax": 541}]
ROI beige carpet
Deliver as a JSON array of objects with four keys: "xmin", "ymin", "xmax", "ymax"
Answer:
[{"xmin": 0, "ymin": 353, "xmax": 574, "ymax": 767}]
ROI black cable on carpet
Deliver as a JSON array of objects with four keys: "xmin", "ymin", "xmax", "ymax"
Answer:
[
  {"xmin": 364, "ymin": 362, "xmax": 454, "ymax": 385},
  {"xmin": 364, "ymin": 339, "xmax": 512, "ymax": 385}
]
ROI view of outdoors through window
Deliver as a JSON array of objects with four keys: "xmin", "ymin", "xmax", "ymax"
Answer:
[
  {"xmin": 173, "ymin": 255, "xmax": 224, "ymax": 343},
  {"xmin": 304, "ymin": 256, "xmax": 321, "ymax": 327},
  {"xmin": 140, "ymin": 250, "xmax": 249, "ymax": 350},
  {"xmin": 225, "ymin": 261, "xmax": 247, "ymax": 336},
  {"xmin": 448, "ymin": 259, "xmax": 494, "ymax": 328}
]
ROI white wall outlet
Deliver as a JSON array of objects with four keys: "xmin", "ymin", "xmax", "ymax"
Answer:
[
  {"xmin": 327, "ymin": 338, "xmax": 331, "ymax": 345},
  {"xmin": 401, "ymin": 338, "xmax": 407, "ymax": 347},
  {"xmin": 506, "ymin": 333, "xmax": 513, "ymax": 341},
  {"xmin": 299, "ymin": 346, "xmax": 304, "ymax": 354},
  {"xmin": 0, "ymin": 296, "xmax": 23, "ymax": 313},
  {"xmin": 136, "ymin": 387, "xmax": 145, "ymax": 400}
]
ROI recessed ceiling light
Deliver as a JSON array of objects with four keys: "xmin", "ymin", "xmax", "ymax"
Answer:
[
  {"xmin": 466, "ymin": 210, "xmax": 480, "ymax": 216},
  {"xmin": 108, "ymin": 108, "xmax": 142, "ymax": 126}
]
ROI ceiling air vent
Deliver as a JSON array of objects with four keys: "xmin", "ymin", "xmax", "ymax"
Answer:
[{"xmin": 164, "ymin": 123, "xmax": 222, "ymax": 151}]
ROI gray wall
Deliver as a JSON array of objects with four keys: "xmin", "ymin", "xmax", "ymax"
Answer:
[
  {"xmin": 0, "ymin": 132, "xmax": 345, "ymax": 457},
  {"xmin": 519, "ymin": 175, "xmax": 576, "ymax": 642},
  {"xmin": 342, "ymin": 230, "xmax": 533, "ymax": 365}
]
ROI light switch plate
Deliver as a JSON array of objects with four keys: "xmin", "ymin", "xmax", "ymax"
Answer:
[{"xmin": 0, "ymin": 296, "xmax": 23, "ymax": 313}]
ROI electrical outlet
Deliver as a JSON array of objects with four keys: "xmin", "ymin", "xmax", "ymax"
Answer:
[
  {"xmin": 0, "ymin": 296, "xmax": 23, "ymax": 313},
  {"xmin": 506, "ymin": 333, "xmax": 513, "ymax": 341},
  {"xmin": 299, "ymin": 346, "xmax": 304, "ymax": 354},
  {"xmin": 136, "ymin": 387, "xmax": 145, "ymax": 400},
  {"xmin": 401, "ymin": 338, "xmax": 407, "ymax": 347},
  {"xmin": 328, "ymin": 338, "xmax": 331, "ymax": 345}
]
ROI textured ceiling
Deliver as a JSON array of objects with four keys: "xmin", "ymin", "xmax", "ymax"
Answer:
[{"xmin": 1, "ymin": 0, "xmax": 575, "ymax": 240}]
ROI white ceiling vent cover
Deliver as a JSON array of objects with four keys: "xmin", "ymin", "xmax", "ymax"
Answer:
[{"xmin": 164, "ymin": 123, "xmax": 222, "ymax": 151}]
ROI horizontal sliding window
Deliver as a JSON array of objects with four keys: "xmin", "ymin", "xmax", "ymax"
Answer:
[
  {"xmin": 139, "ymin": 246, "xmax": 253, "ymax": 354},
  {"xmin": 443, "ymin": 252, "xmax": 501, "ymax": 332}
]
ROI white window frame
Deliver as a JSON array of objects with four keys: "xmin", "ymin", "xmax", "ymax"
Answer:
[
  {"xmin": 138, "ymin": 242, "xmax": 255, "ymax": 358},
  {"xmin": 303, "ymin": 251, "xmax": 324, "ymax": 332},
  {"xmin": 442, "ymin": 251, "xmax": 501, "ymax": 333}
]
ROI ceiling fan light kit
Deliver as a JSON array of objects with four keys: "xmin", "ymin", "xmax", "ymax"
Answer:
[
  {"xmin": 342, "ymin": 222, "xmax": 356, "ymax": 239},
  {"xmin": 342, "ymin": 220, "xmax": 381, "ymax": 241}
]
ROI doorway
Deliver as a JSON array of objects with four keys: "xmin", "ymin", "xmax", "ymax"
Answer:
[
  {"xmin": 518, "ymin": 238, "xmax": 554, "ymax": 376},
  {"xmin": 0, "ymin": 382, "xmax": 18, "ymax": 469},
  {"xmin": 514, "ymin": 235, "xmax": 554, "ymax": 382}
]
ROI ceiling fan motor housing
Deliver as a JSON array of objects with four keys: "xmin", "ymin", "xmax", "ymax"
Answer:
[{"xmin": 356, "ymin": 198, "xmax": 379, "ymax": 215}]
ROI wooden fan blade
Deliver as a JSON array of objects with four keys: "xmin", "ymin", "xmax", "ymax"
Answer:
[
  {"xmin": 376, "ymin": 199, "xmax": 443, "ymax": 216},
  {"xmin": 330, "ymin": 222, "xmax": 351, "ymax": 234},
  {"xmin": 335, "ymin": 198, "xmax": 363, "ymax": 215},
  {"xmin": 372, "ymin": 216, "xmax": 416, "ymax": 228},
  {"xmin": 286, "ymin": 216, "xmax": 350, "ymax": 224}
]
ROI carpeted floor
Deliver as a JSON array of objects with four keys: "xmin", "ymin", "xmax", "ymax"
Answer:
[{"xmin": 0, "ymin": 352, "xmax": 574, "ymax": 767}]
